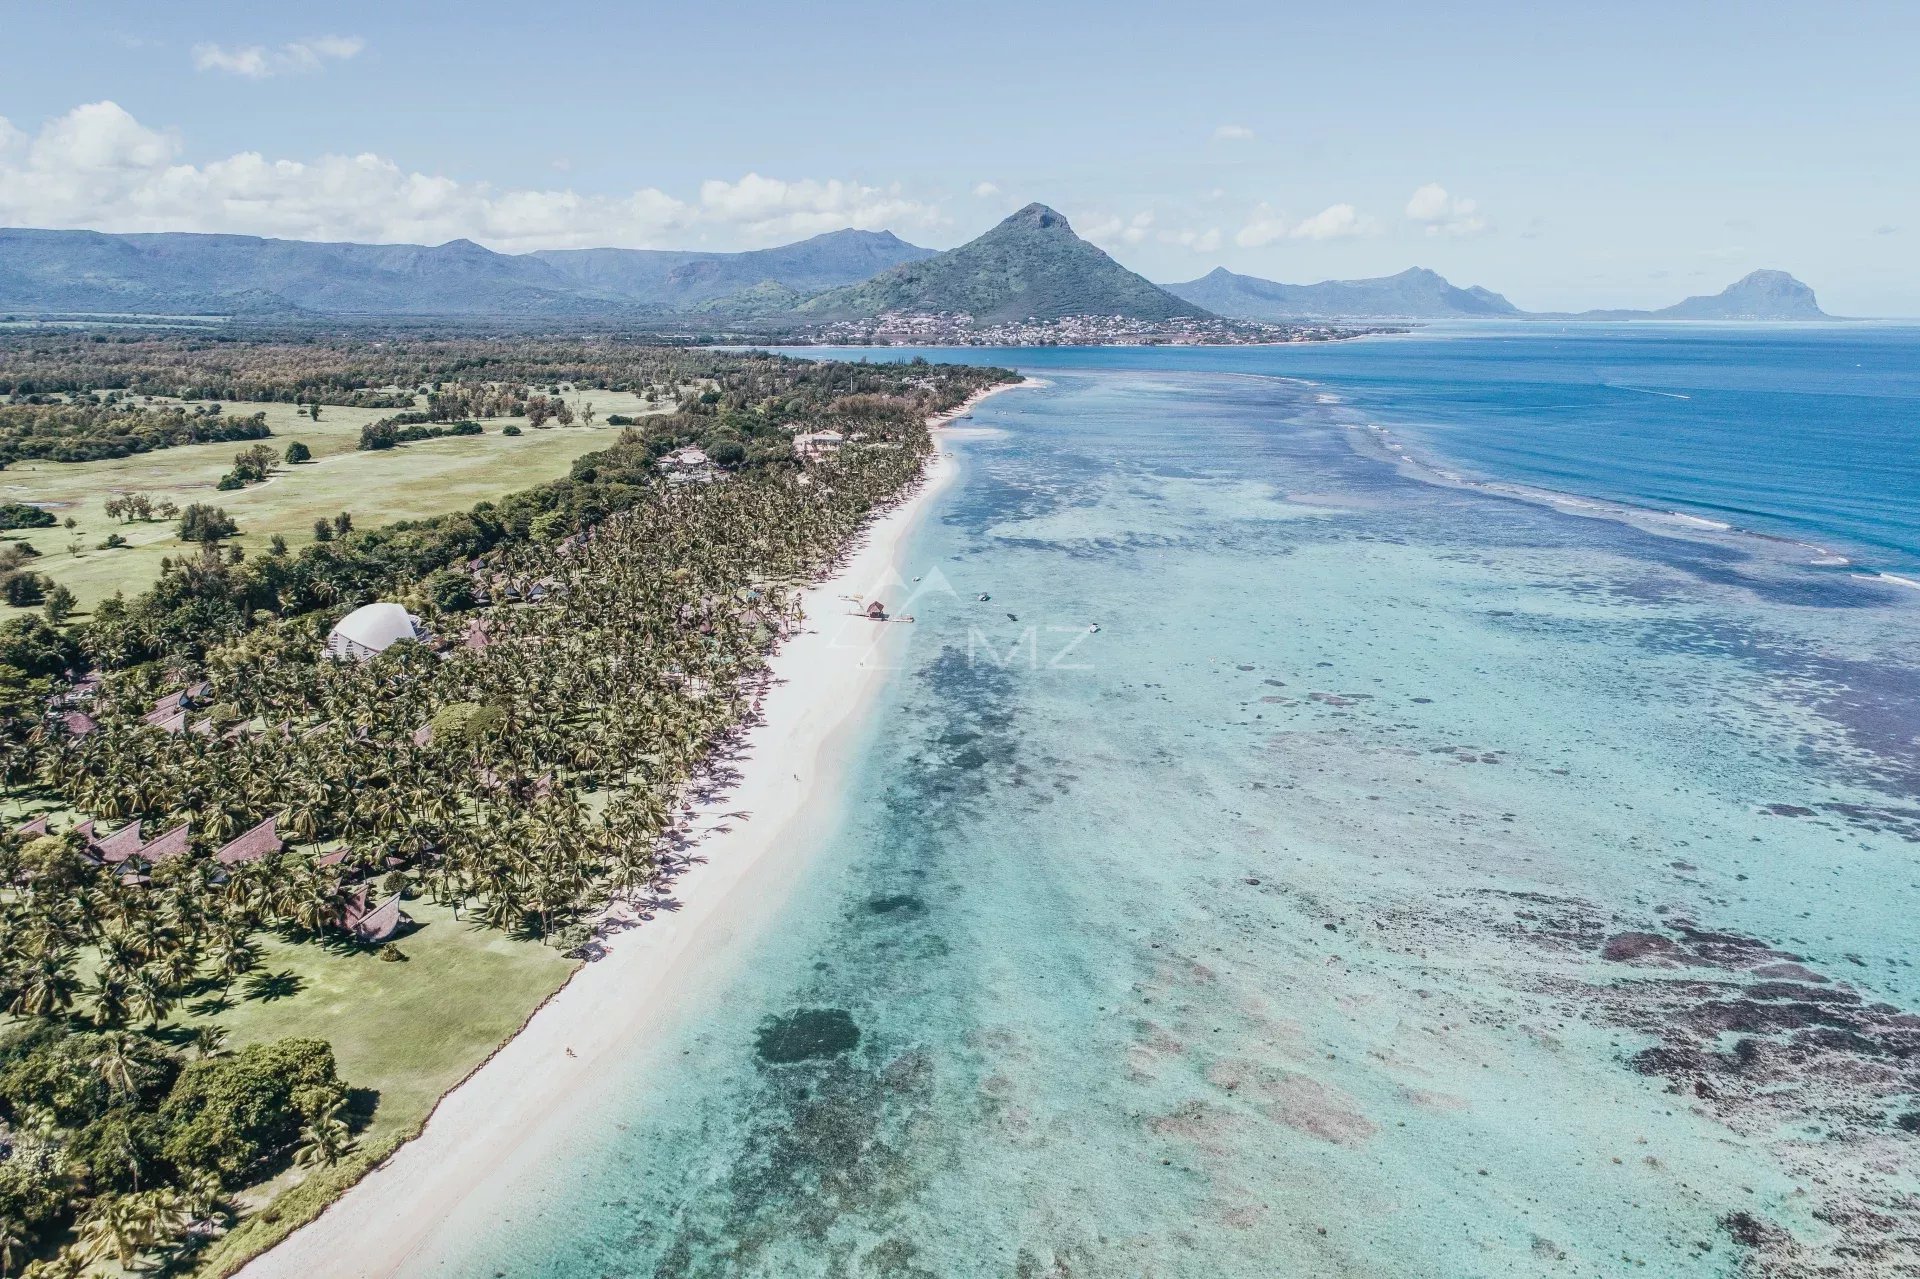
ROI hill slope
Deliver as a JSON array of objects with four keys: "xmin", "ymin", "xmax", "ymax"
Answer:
[
  {"xmin": 529, "ymin": 229, "xmax": 933, "ymax": 308},
  {"xmin": 794, "ymin": 204, "xmax": 1208, "ymax": 323},
  {"xmin": 1166, "ymin": 266, "xmax": 1519, "ymax": 321}
]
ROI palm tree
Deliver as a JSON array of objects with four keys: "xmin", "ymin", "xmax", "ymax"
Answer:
[
  {"xmin": 91, "ymin": 1032, "xmax": 145, "ymax": 1098},
  {"xmin": 294, "ymin": 1109, "xmax": 353, "ymax": 1168},
  {"xmin": 87, "ymin": 973, "xmax": 130, "ymax": 1028},
  {"xmin": 7, "ymin": 941, "xmax": 77, "ymax": 1017},
  {"xmin": 19, "ymin": 1249, "xmax": 89, "ymax": 1279},
  {"xmin": 125, "ymin": 973, "xmax": 174, "ymax": 1028},
  {"xmin": 0, "ymin": 1221, "xmax": 26, "ymax": 1279},
  {"xmin": 76, "ymin": 1196, "xmax": 145, "ymax": 1269}
]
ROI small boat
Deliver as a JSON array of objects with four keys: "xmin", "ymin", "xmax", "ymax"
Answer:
[
  {"xmin": 1088, "ymin": 623, "xmax": 1101, "ymax": 633},
  {"xmin": 977, "ymin": 593, "xmax": 991, "ymax": 602}
]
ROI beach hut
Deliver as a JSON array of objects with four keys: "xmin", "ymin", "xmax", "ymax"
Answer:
[
  {"xmin": 865, "ymin": 601, "xmax": 887, "ymax": 620},
  {"xmin": 326, "ymin": 602, "xmax": 423, "ymax": 661}
]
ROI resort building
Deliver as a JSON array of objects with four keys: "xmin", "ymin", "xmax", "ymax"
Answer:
[
  {"xmin": 793, "ymin": 429, "xmax": 846, "ymax": 459},
  {"xmin": 657, "ymin": 446, "xmax": 717, "ymax": 485},
  {"xmin": 326, "ymin": 602, "xmax": 425, "ymax": 661}
]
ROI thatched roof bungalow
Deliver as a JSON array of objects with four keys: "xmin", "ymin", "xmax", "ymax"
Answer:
[
  {"xmin": 90, "ymin": 821, "xmax": 145, "ymax": 864},
  {"xmin": 136, "ymin": 823, "xmax": 190, "ymax": 865},
  {"xmin": 340, "ymin": 887, "xmax": 409, "ymax": 943},
  {"xmin": 215, "ymin": 817, "xmax": 284, "ymax": 867}
]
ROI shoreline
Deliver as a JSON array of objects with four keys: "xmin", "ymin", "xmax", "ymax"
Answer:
[{"xmin": 232, "ymin": 379, "xmax": 1028, "ymax": 1278}]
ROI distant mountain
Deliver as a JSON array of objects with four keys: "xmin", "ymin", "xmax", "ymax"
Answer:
[
  {"xmin": 529, "ymin": 229, "xmax": 934, "ymax": 308},
  {"xmin": 0, "ymin": 226, "xmax": 933, "ymax": 317},
  {"xmin": 793, "ymin": 204, "xmax": 1208, "ymax": 323},
  {"xmin": 1571, "ymin": 270, "xmax": 1830, "ymax": 321},
  {"xmin": 1167, "ymin": 266, "xmax": 1520, "ymax": 321}
]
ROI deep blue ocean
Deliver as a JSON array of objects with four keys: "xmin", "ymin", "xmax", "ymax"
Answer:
[
  {"xmin": 820, "ymin": 323, "xmax": 1920, "ymax": 578},
  {"xmin": 414, "ymin": 327, "xmax": 1920, "ymax": 1277}
]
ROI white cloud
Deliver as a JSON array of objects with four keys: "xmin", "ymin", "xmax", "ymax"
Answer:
[
  {"xmin": 1235, "ymin": 202, "xmax": 1378, "ymax": 246},
  {"xmin": 1404, "ymin": 182, "xmax": 1450, "ymax": 222},
  {"xmin": 1234, "ymin": 206, "xmax": 1290, "ymax": 248},
  {"xmin": 1212, "ymin": 124, "xmax": 1256, "ymax": 142},
  {"xmin": 695, "ymin": 174, "xmax": 936, "ymax": 242},
  {"xmin": 1082, "ymin": 211, "xmax": 1154, "ymax": 248},
  {"xmin": 192, "ymin": 35, "xmax": 366, "ymax": 79},
  {"xmin": 1404, "ymin": 183, "xmax": 1489, "ymax": 237},
  {"xmin": 972, "ymin": 181, "xmax": 1000, "ymax": 198},
  {"xmin": 0, "ymin": 101, "xmax": 947, "ymax": 252},
  {"xmin": 1159, "ymin": 226, "xmax": 1222, "ymax": 253},
  {"xmin": 1290, "ymin": 202, "xmax": 1376, "ymax": 240}
]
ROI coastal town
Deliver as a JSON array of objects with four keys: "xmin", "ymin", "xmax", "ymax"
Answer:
[{"xmin": 794, "ymin": 308, "xmax": 1391, "ymax": 347}]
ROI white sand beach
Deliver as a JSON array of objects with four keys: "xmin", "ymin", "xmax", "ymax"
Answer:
[{"xmin": 236, "ymin": 380, "xmax": 1026, "ymax": 1278}]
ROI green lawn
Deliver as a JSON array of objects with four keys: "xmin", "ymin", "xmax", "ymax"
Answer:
[
  {"xmin": 174, "ymin": 900, "xmax": 579, "ymax": 1273},
  {"xmin": 2, "ymin": 390, "xmax": 667, "ymax": 616}
]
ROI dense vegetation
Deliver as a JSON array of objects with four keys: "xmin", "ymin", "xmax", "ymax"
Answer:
[
  {"xmin": 0, "ymin": 402, "xmax": 271, "ymax": 467},
  {"xmin": 357, "ymin": 417, "xmax": 484, "ymax": 451},
  {"xmin": 0, "ymin": 333, "xmax": 1011, "ymax": 1273}
]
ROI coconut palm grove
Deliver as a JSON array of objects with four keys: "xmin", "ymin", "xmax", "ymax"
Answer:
[{"xmin": 0, "ymin": 334, "xmax": 1013, "ymax": 1274}]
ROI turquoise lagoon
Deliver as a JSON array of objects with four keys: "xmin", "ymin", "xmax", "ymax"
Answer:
[{"xmin": 436, "ymin": 331, "xmax": 1920, "ymax": 1276}]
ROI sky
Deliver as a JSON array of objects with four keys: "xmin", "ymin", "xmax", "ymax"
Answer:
[{"xmin": 1, "ymin": 0, "xmax": 1916, "ymax": 314}]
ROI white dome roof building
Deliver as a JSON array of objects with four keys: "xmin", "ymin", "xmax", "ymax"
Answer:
[{"xmin": 326, "ymin": 602, "xmax": 424, "ymax": 661}]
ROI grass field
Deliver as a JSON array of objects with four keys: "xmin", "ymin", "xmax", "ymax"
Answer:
[
  {"xmin": 168, "ymin": 900, "xmax": 579, "ymax": 1273},
  {"xmin": 1, "ymin": 389, "xmax": 668, "ymax": 617}
]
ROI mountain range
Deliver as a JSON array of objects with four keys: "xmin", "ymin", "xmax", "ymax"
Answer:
[
  {"xmin": 1168, "ymin": 266, "xmax": 1521, "ymax": 321},
  {"xmin": 1168, "ymin": 265, "xmax": 1828, "ymax": 322},
  {"xmin": 0, "ymin": 213, "xmax": 1831, "ymax": 325},
  {"xmin": 0, "ymin": 227, "xmax": 933, "ymax": 318}
]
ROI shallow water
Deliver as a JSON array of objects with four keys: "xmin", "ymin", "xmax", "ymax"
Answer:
[{"xmin": 432, "ymin": 341, "xmax": 1920, "ymax": 1277}]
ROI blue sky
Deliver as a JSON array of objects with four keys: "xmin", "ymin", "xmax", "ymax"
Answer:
[{"xmin": 2, "ymin": 0, "xmax": 1915, "ymax": 313}]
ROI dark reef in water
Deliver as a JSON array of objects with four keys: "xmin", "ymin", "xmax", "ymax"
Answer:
[
  {"xmin": 1490, "ymin": 893, "xmax": 1920, "ymax": 1275},
  {"xmin": 755, "ymin": 1008, "xmax": 862, "ymax": 1063}
]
